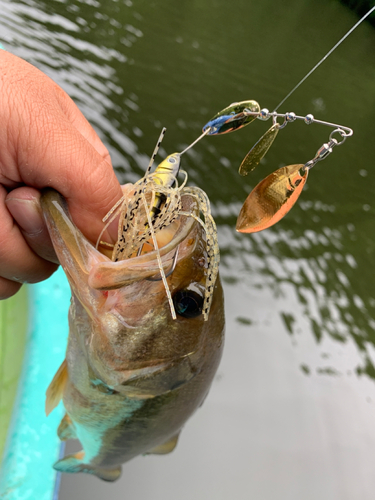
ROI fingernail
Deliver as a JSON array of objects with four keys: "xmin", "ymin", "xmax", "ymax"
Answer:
[{"xmin": 6, "ymin": 197, "xmax": 45, "ymax": 236}]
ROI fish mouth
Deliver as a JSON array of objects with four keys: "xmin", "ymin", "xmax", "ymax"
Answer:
[
  {"xmin": 42, "ymin": 189, "xmax": 222, "ymax": 398},
  {"xmin": 88, "ymin": 197, "xmax": 198, "ymax": 291},
  {"xmin": 41, "ymin": 188, "xmax": 200, "ymax": 292}
]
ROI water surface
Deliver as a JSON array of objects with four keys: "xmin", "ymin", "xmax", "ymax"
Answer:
[{"xmin": 1, "ymin": 0, "xmax": 375, "ymax": 498}]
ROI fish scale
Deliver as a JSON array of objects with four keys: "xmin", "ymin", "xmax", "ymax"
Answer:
[{"xmin": 42, "ymin": 188, "xmax": 225, "ymax": 481}]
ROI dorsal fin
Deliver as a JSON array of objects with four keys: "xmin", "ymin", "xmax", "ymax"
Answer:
[{"xmin": 45, "ymin": 359, "xmax": 68, "ymax": 416}]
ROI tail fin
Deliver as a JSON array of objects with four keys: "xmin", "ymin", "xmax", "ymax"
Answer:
[{"xmin": 54, "ymin": 452, "xmax": 122, "ymax": 482}]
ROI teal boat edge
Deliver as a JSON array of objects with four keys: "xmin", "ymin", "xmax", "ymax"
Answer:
[{"xmin": 0, "ymin": 267, "xmax": 70, "ymax": 500}]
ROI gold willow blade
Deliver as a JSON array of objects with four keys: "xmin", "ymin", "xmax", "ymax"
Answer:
[
  {"xmin": 238, "ymin": 123, "xmax": 280, "ymax": 176},
  {"xmin": 236, "ymin": 163, "xmax": 308, "ymax": 233},
  {"xmin": 202, "ymin": 100, "xmax": 260, "ymax": 135}
]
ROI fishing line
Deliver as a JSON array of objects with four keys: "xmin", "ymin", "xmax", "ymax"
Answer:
[{"xmin": 273, "ymin": 6, "xmax": 375, "ymax": 112}]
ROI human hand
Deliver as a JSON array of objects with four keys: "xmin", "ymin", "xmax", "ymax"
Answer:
[{"xmin": 0, "ymin": 51, "xmax": 123, "ymax": 298}]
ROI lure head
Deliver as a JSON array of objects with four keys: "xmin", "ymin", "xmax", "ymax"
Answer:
[
  {"xmin": 203, "ymin": 100, "xmax": 260, "ymax": 135},
  {"xmin": 150, "ymin": 152, "xmax": 181, "ymax": 221},
  {"xmin": 153, "ymin": 153, "xmax": 181, "ymax": 188}
]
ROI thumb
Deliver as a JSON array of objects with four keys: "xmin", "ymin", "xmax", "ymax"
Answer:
[{"xmin": 5, "ymin": 187, "xmax": 59, "ymax": 264}]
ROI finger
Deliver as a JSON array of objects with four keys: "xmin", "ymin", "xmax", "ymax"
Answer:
[
  {"xmin": 20, "ymin": 100, "xmax": 122, "ymax": 245},
  {"xmin": 0, "ymin": 185, "xmax": 58, "ymax": 283},
  {"xmin": 0, "ymin": 278, "xmax": 22, "ymax": 300},
  {"xmin": 55, "ymin": 87, "xmax": 112, "ymax": 164},
  {"xmin": 0, "ymin": 52, "xmax": 123, "ymax": 244},
  {"xmin": 5, "ymin": 186, "xmax": 59, "ymax": 264},
  {"xmin": 53, "ymin": 86, "xmax": 120, "ymax": 244}
]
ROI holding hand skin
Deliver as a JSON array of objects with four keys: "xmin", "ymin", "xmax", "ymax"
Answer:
[{"xmin": 0, "ymin": 51, "xmax": 122, "ymax": 299}]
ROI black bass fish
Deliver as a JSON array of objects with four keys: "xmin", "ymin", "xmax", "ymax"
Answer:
[{"xmin": 42, "ymin": 188, "xmax": 224, "ymax": 481}]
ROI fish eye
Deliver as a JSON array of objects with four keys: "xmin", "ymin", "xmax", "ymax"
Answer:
[{"xmin": 173, "ymin": 289, "xmax": 204, "ymax": 318}]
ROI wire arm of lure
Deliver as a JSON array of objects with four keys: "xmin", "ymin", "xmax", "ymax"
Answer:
[
  {"xmin": 179, "ymin": 128, "xmax": 211, "ymax": 156},
  {"xmin": 242, "ymin": 108, "xmax": 353, "ymax": 137}
]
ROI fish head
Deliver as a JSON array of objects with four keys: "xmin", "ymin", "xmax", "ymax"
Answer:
[{"xmin": 42, "ymin": 189, "xmax": 224, "ymax": 399}]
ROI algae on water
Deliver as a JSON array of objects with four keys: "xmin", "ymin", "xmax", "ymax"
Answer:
[{"xmin": 0, "ymin": 287, "xmax": 28, "ymax": 462}]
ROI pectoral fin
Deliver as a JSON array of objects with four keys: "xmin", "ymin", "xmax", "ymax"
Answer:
[
  {"xmin": 147, "ymin": 433, "xmax": 180, "ymax": 455},
  {"xmin": 57, "ymin": 413, "xmax": 76, "ymax": 440},
  {"xmin": 54, "ymin": 452, "xmax": 122, "ymax": 482},
  {"xmin": 45, "ymin": 359, "xmax": 68, "ymax": 416}
]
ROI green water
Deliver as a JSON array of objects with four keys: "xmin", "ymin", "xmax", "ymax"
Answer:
[
  {"xmin": 1, "ymin": 0, "xmax": 375, "ymax": 498},
  {"xmin": 0, "ymin": 287, "xmax": 28, "ymax": 462}
]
